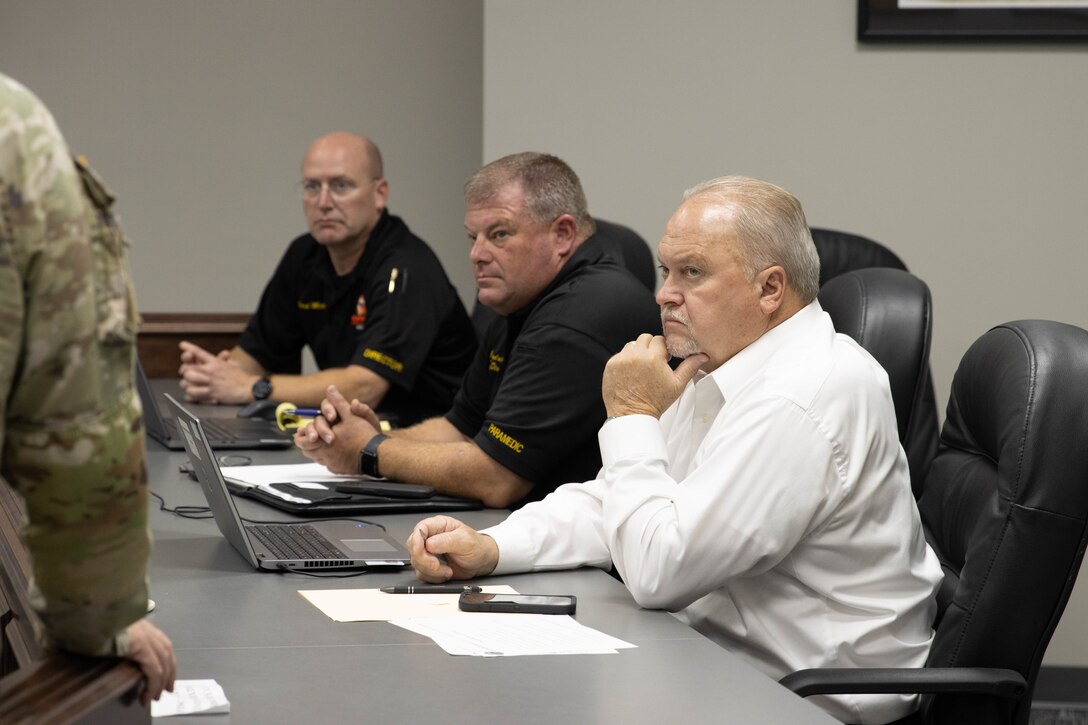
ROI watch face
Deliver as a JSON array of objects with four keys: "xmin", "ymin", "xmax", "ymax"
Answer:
[
  {"xmin": 252, "ymin": 378, "xmax": 273, "ymax": 400},
  {"xmin": 359, "ymin": 434, "xmax": 387, "ymax": 477},
  {"xmin": 360, "ymin": 449, "xmax": 378, "ymax": 477}
]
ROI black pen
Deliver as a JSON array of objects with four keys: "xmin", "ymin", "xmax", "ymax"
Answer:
[{"xmin": 380, "ymin": 585, "xmax": 482, "ymax": 594}]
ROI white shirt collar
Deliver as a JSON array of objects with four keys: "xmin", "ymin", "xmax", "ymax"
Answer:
[{"xmin": 703, "ymin": 299, "xmax": 826, "ymax": 402}]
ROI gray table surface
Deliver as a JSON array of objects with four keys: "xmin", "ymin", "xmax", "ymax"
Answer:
[{"xmin": 143, "ymin": 391, "xmax": 836, "ymax": 724}]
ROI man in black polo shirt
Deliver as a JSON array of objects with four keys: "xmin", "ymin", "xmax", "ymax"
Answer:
[
  {"xmin": 296, "ymin": 152, "xmax": 661, "ymax": 508},
  {"xmin": 178, "ymin": 133, "xmax": 474, "ymax": 425}
]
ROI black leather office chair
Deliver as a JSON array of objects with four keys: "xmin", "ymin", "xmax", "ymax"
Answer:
[
  {"xmin": 818, "ymin": 268, "xmax": 933, "ymax": 497},
  {"xmin": 811, "ymin": 227, "xmax": 909, "ymax": 287},
  {"xmin": 592, "ymin": 219, "xmax": 656, "ymax": 293},
  {"xmin": 471, "ymin": 218, "xmax": 656, "ymax": 341},
  {"xmin": 811, "ymin": 227, "xmax": 939, "ymax": 491},
  {"xmin": 781, "ymin": 320, "xmax": 1088, "ymax": 725}
]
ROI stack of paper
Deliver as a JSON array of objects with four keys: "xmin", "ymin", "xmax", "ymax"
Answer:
[{"xmin": 151, "ymin": 680, "xmax": 230, "ymax": 718}]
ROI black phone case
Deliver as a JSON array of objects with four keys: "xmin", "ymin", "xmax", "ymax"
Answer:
[{"xmin": 458, "ymin": 593, "xmax": 577, "ymax": 615}]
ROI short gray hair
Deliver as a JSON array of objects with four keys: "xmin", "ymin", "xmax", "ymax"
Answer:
[
  {"xmin": 465, "ymin": 152, "xmax": 595, "ymax": 238},
  {"xmin": 683, "ymin": 176, "xmax": 820, "ymax": 302}
]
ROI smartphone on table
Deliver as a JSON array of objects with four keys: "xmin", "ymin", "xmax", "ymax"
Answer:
[{"xmin": 458, "ymin": 592, "xmax": 576, "ymax": 614}]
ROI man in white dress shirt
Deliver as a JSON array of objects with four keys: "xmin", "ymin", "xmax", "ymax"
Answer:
[{"xmin": 406, "ymin": 176, "xmax": 943, "ymax": 724}]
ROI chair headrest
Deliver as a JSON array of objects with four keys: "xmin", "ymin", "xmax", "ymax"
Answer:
[
  {"xmin": 810, "ymin": 227, "xmax": 908, "ymax": 287},
  {"xmin": 818, "ymin": 268, "xmax": 932, "ymax": 456}
]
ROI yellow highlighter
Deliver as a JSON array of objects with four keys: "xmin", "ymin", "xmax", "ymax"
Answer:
[{"xmin": 275, "ymin": 403, "xmax": 318, "ymax": 431}]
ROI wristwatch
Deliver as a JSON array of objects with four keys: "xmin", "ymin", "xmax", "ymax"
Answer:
[
  {"xmin": 359, "ymin": 434, "xmax": 389, "ymax": 477},
  {"xmin": 251, "ymin": 377, "xmax": 273, "ymax": 401}
]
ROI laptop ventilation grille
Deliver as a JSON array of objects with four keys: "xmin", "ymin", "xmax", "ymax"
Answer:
[{"xmin": 306, "ymin": 561, "xmax": 348, "ymax": 568}]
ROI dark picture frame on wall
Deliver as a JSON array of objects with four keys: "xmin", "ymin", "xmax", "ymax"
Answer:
[{"xmin": 859, "ymin": 0, "xmax": 1088, "ymax": 42}]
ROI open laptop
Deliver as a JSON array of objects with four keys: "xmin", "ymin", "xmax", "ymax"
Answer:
[
  {"xmin": 136, "ymin": 360, "xmax": 292, "ymax": 450},
  {"xmin": 166, "ymin": 393, "xmax": 410, "ymax": 571}
]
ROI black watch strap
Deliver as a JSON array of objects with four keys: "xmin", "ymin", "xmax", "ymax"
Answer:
[
  {"xmin": 251, "ymin": 376, "xmax": 273, "ymax": 401},
  {"xmin": 359, "ymin": 434, "xmax": 389, "ymax": 477}
]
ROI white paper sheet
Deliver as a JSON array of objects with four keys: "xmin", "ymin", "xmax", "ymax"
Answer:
[
  {"xmin": 391, "ymin": 614, "xmax": 637, "ymax": 657},
  {"xmin": 151, "ymin": 679, "xmax": 230, "ymax": 718},
  {"xmin": 298, "ymin": 585, "xmax": 520, "ymax": 622},
  {"xmin": 220, "ymin": 459, "xmax": 365, "ymax": 500},
  {"xmin": 221, "ymin": 462, "xmax": 378, "ymax": 503},
  {"xmin": 222, "ymin": 462, "xmax": 368, "ymax": 487},
  {"xmin": 299, "ymin": 586, "xmax": 637, "ymax": 657}
]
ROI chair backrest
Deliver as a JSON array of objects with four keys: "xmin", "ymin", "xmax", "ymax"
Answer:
[
  {"xmin": 470, "ymin": 217, "xmax": 656, "ymax": 341},
  {"xmin": 592, "ymin": 219, "xmax": 656, "ymax": 293},
  {"xmin": 918, "ymin": 320, "xmax": 1088, "ymax": 724},
  {"xmin": 818, "ymin": 268, "xmax": 934, "ymax": 497},
  {"xmin": 0, "ymin": 477, "xmax": 42, "ymax": 673},
  {"xmin": 811, "ymin": 227, "xmax": 908, "ymax": 288},
  {"xmin": 811, "ymin": 227, "xmax": 939, "ymax": 491}
]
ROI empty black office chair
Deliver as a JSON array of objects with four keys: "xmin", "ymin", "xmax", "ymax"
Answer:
[
  {"xmin": 592, "ymin": 219, "xmax": 656, "ymax": 293},
  {"xmin": 471, "ymin": 218, "xmax": 656, "ymax": 341},
  {"xmin": 781, "ymin": 320, "xmax": 1088, "ymax": 725},
  {"xmin": 818, "ymin": 268, "xmax": 933, "ymax": 497},
  {"xmin": 811, "ymin": 227, "xmax": 939, "ymax": 490},
  {"xmin": 811, "ymin": 227, "xmax": 909, "ymax": 288}
]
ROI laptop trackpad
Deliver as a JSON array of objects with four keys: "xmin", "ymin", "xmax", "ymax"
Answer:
[{"xmin": 341, "ymin": 538, "xmax": 398, "ymax": 553}]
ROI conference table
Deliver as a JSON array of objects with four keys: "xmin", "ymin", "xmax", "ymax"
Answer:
[{"xmin": 143, "ymin": 390, "xmax": 836, "ymax": 724}]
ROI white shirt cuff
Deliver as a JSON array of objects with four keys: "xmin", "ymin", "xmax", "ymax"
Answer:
[
  {"xmin": 480, "ymin": 523, "xmax": 535, "ymax": 575},
  {"xmin": 599, "ymin": 413, "xmax": 667, "ymax": 468}
]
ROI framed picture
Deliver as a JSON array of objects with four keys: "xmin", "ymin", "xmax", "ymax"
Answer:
[{"xmin": 859, "ymin": 0, "xmax": 1088, "ymax": 41}]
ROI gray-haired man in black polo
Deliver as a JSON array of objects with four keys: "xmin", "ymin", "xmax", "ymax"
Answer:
[{"xmin": 296, "ymin": 152, "xmax": 661, "ymax": 508}]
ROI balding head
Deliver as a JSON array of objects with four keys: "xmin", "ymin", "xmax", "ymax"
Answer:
[
  {"xmin": 655, "ymin": 176, "xmax": 816, "ymax": 371},
  {"xmin": 681, "ymin": 176, "xmax": 819, "ymax": 303},
  {"xmin": 301, "ymin": 133, "xmax": 389, "ymax": 271},
  {"xmin": 304, "ymin": 132, "xmax": 383, "ymax": 180}
]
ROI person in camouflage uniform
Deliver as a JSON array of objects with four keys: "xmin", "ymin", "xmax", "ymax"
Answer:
[{"xmin": 0, "ymin": 72, "xmax": 174, "ymax": 703}]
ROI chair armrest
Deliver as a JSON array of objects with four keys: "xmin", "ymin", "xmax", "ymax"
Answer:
[
  {"xmin": 780, "ymin": 667, "xmax": 1027, "ymax": 699},
  {"xmin": 0, "ymin": 652, "xmax": 148, "ymax": 724}
]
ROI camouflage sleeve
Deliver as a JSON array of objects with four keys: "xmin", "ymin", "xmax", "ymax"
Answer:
[{"xmin": 0, "ymin": 73, "xmax": 149, "ymax": 657}]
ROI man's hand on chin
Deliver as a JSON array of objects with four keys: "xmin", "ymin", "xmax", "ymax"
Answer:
[{"xmin": 602, "ymin": 334, "xmax": 707, "ymax": 418}]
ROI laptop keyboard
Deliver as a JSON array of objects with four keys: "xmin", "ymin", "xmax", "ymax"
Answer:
[
  {"xmin": 248, "ymin": 524, "xmax": 347, "ymax": 560},
  {"xmin": 163, "ymin": 411, "xmax": 236, "ymax": 439},
  {"xmin": 200, "ymin": 417, "xmax": 246, "ymax": 441},
  {"xmin": 165, "ymin": 411, "xmax": 282, "ymax": 439},
  {"xmin": 169, "ymin": 411, "xmax": 250, "ymax": 439}
]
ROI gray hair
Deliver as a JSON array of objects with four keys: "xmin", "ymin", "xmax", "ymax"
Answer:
[
  {"xmin": 465, "ymin": 152, "xmax": 595, "ymax": 238},
  {"xmin": 683, "ymin": 176, "xmax": 820, "ymax": 302}
]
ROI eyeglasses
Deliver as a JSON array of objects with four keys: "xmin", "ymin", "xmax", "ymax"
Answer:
[{"xmin": 298, "ymin": 177, "xmax": 378, "ymax": 201}]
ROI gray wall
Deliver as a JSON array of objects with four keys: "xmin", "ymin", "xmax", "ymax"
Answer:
[
  {"xmin": 1, "ymin": 0, "xmax": 483, "ymax": 312},
  {"xmin": 482, "ymin": 0, "xmax": 1088, "ymax": 667},
  {"xmin": 4, "ymin": 0, "xmax": 1087, "ymax": 667}
]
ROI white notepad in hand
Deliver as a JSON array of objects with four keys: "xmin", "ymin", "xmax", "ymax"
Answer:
[{"xmin": 151, "ymin": 679, "xmax": 230, "ymax": 718}]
